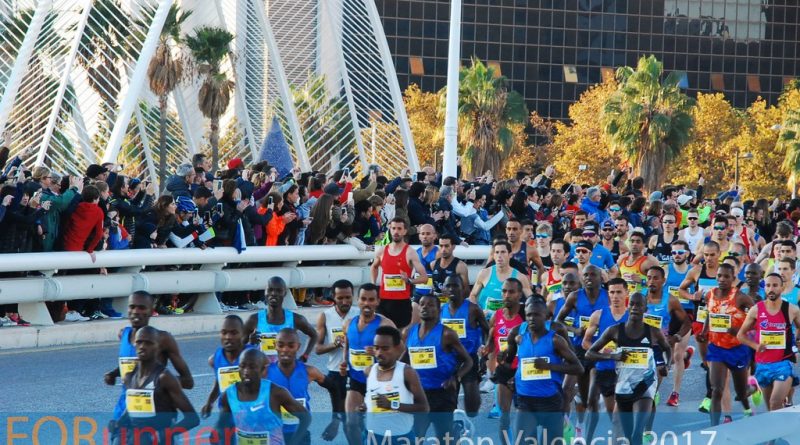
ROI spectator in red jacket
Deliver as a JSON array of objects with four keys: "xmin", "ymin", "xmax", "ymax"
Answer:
[{"xmin": 62, "ymin": 185, "xmax": 105, "ymax": 258}]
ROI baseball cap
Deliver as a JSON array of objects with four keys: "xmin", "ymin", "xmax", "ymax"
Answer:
[
  {"xmin": 575, "ymin": 240, "xmax": 593, "ymax": 251},
  {"xmin": 85, "ymin": 164, "xmax": 109, "ymax": 179},
  {"xmin": 677, "ymin": 194, "xmax": 693, "ymax": 206},
  {"xmin": 648, "ymin": 191, "xmax": 663, "ymax": 203},
  {"xmin": 731, "ymin": 207, "xmax": 744, "ymax": 217},
  {"xmin": 601, "ymin": 220, "xmax": 614, "ymax": 229},
  {"xmin": 323, "ymin": 183, "xmax": 342, "ymax": 196},
  {"xmin": 227, "ymin": 158, "xmax": 244, "ymax": 170},
  {"xmin": 582, "ymin": 222, "xmax": 599, "ymax": 233}
]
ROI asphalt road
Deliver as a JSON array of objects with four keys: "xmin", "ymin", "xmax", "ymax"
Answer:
[{"xmin": 0, "ymin": 331, "xmax": 768, "ymax": 444}]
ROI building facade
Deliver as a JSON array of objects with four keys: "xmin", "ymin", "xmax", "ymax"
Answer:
[{"xmin": 376, "ymin": 0, "xmax": 800, "ymax": 120}]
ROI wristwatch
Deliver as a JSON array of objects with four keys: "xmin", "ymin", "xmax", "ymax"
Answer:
[{"xmin": 391, "ymin": 400, "xmax": 400, "ymax": 410}]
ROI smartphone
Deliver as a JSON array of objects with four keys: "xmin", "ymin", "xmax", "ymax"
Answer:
[
  {"xmin": 268, "ymin": 196, "xmax": 274, "ymax": 205},
  {"xmin": 204, "ymin": 211, "xmax": 211, "ymax": 221},
  {"xmin": 213, "ymin": 179, "xmax": 223, "ymax": 192},
  {"xmin": 116, "ymin": 164, "xmax": 124, "ymax": 172},
  {"xmin": 216, "ymin": 203, "xmax": 223, "ymax": 213},
  {"xmin": 342, "ymin": 207, "xmax": 347, "ymax": 215},
  {"xmin": 342, "ymin": 168, "xmax": 349, "ymax": 178},
  {"xmin": 578, "ymin": 164, "xmax": 588, "ymax": 171}
]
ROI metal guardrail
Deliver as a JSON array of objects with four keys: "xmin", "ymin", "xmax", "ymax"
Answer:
[{"xmin": 0, "ymin": 245, "xmax": 491, "ymax": 326}]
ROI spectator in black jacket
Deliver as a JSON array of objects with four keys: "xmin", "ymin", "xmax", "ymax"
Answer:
[{"xmin": 164, "ymin": 163, "xmax": 195, "ymax": 199}]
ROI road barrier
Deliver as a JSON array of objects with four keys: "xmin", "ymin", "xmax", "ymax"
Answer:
[{"xmin": 0, "ymin": 245, "xmax": 491, "ymax": 326}]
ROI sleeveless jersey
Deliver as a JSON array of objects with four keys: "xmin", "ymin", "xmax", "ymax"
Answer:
[
  {"xmin": 666, "ymin": 263, "xmax": 693, "ymax": 309},
  {"xmin": 267, "ymin": 362, "xmax": 311, "ymax": 434},
  {"xmin": 615, "ymin": 325, "xmax": 656, "ymax": 396},
  {"xmin": 707, "ymin": 288, "xmax": 746, "ymax": 349},
  {"xmin": 212, "ymin": 347, "xmax": 242, "ymax": 404},
  {"xmin": 227, "ymin": 380, "xmax": 284, "ymax": 445},
  {"xmin": 379, "ymin": 244, "xmax": 412, "ymax": 300},
  {"xmin": 644, "ymin": 288, "xmax": 672, "ymax": 333},
  {"xmin": 113, "ymin": 326, "xmax": 138, "ymax": 420},
  {"xmin": 697, "ymin": 264, "xmax": 719, "ymax": 301},
  {"xmin": 257, "ymin": 309, "xmax": 295, "ymax": 356},
  {"xmin": 754, "ymin": 300, "xmax": 795, "ymax": 364},
  {"xmin": 125, "ymin": 364, "xmax": 172, "ymax": 425},
  {"xmin": 322, "ymin": 306, "xmax": 360, "ymax": 372},
  {"xmin": 494, "ymin": 309, "xmax": 524, "ymax": 367},
  {"xmin": 572, "ymin": 288, "xmax": 610, "ymax": 347},
  {"xmin": 682, "ymin": 227, "xmax": 705, "ymax": 252},
  {"xmin": 511, "ymin": 243, "xmax": 530, "ymax": 274},
  {"xmin": 514, "ymin": 327, "xmax": 563, "ymax": 397},
  {"xmin": 782, "ymin": 286, "xmax": 800, "ymax": 306},
  {"xmin": 346, "ymin": 315, "xmax": 382, "ymax": 383},
  {"xmin": 406, "ymin": 323, "xmax": 457, "ymax": 390},
  {"xmin": 432, "ymin": 257, "xmax": 462, "ymax": 294},
  {"xmin": 544, "ymin": 268, "xmax": 563, "ymax": 298},
  {"xmin": 478, "ymin": 265, "xmax": 518, "ymax": 311},
  {"xmin": 653, "ymin": 233, "xmax": 676, "ymax": 266},
  {"xmin": 595, "ymin": 308, "xmax": 629, "ymax": 371},
  {"xmin": 441, "ymin": 300, "xmax": 482, "ymax": 354},
  {"xmin": 414, "ymin": 246, "xmax": 438, "ymax": 296},
  {"xmin": 620, "ymin": 256, "xmax": 648, "ymax": 295},
  {"xmin": 366, "ymin": 362, "xmax": 414, "ymax": 436}
]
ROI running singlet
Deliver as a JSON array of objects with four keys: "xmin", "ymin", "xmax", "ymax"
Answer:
[
  {"xmin": 682, "ymin": 227, "xmax": 705, "ymax": 253},
  {"xmin": 782, "ymin": 286, "xmax": 800, "ymax": 306},
  {"xmin": 226, "ymin": 380, "xmax": 285, "ymax": 445},
  {"xmin": 414, "ymin": 246, "xmax": 438, "ymax": 296},
  {"xmin": 478, "ymin": 266, "xmax": 518, "ymax": 311},
  {"xmin": 666, "ymin": 263, "xmax": 693, "ymax": 310},
  {"xmin": 697, "ymin": 264, "xmax": 719, "ymax": 304},
  {"xmin": 125, "ymin": 364, "xmax": 172, "ymax": 424},
  {"xmin": 379, "ymin": 244, "xmax": 412, "ymax": 300},
  {"xmin": 257, "ymin": 309, "xmax": 295, "ymax": 356},
  {"xmin": 615, "ymin": 325, "xmax": 656, "ymax": 397},
  {"xmin": 595, "ymin": 308, "xmax": 629, "ymax": 371},
  {"xmin": 644, "ymin": 288, "xmax": 672, "ymax": 333},
  {"xmin": 754, "ymin": 300, "xmax": 795, "ymax": 364},
  {"xmin": 620, "ymin": 256, "xmax": 648, "ymax": 295},
  {"xmin": 572, "ymin": 288, "xmax": 610, "ymax": 347},
  {"xmin": 544, "ymin": 269, "xmax": 562, "ymax": 297},
  {"xmin": 346, "ymin": 315, "xmax": 382, "ymax": 383},
  {"xmin": 494, "ymin": 310, "xmax": 524, "ymax": 367},
  {"xmin": 514, "ymin": 326, "xmax": 563, "ymax": 397},
  {"xmin": 114, "ymin": 326, "xmax": 138, "ymax": 420},
  {"xmin": 267, "ymin": 362, "xmax": 311, "ymax": 434},
  {"xmin": 406, "ymin": 323, "xmax": 457, "ymax": 390},
  {"xmin": 365, "ymin": 362, "xmax": 414, "ymax": 436},
  {"xmin": 653, "ymin": 233, "xmax": 675, "ymax": 266},
  {"xmin": 432, "ymin": 257, "xmax": 462, "ymax": 294},
  {"xmin": 212, "ymin": 347, "xmax": 242, "ymax": 403},
  {"xmin": 511, "ymin": 243, "xmax": 530, "ymax": 274},
  {"xmin": 441, "ymin": 300, "xmax": 482, "ymax": 354},
  {"xmin": 322, "ymin": 306, "xmax": 360, "ymax": 372},
  {"xmin": 707, "ymin": 288, "xmax": 747, "ymax": 349}
]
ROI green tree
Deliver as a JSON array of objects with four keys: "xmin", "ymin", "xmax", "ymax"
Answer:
[
  {"xmin": 602, "ymin": 55, "xmax": 695, "ymax": 192},
  {"xmin": 439, "ymin": 58, "xmax": 528, "ymax": 177},
  {"xmin": 185, "ymin": 26, "xmax": 235, "ymax": 172},
  {"xmin": 404, "ymin": 84, "xmax": 443, "ymax": 168},
  {"xmin": 777, "ymin": 80, "xmax": 800, "ymax": 196},
  {"xmin": 143, "ymin": 4, "xmax": 191, "ymax": 188}
]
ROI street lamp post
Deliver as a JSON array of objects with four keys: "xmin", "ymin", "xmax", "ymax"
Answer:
[{"xmin": 735, "ymin": 151, "xmax": 753, "ymax": 191}]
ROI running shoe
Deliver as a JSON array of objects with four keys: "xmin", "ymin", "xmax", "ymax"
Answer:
[
  {"xmin": 643, "ymin": 432, "xmax": 656, "ymax": 445},
  {"xmin": 723, "ymin": 415, "xmax": 733, "ymax": 424},
  {"xmin": 743, "ymin": 408, "xmax": 753, "ymax": 417},
  {"xmin": 748, "ymin": 376, "xmax": 763, "ymax": 406},
  {"xmin": 654, "ymin": 391, "xmax": 661, "ymax": 405},
  {"xmin": 0, "ymin": 316, "xmax": 15, "ymax": 326},
  {"xmin": 684, "ymin": 346, "xmax": 695, "ymax": 369},
  {"xmin": 479, "ymin": 379, "xmax": 494, "ymax": 393},
  {"xmin": 168, "ymin": 306, "xmax": 185, "ymax": 315},
  {"xmin": 563, "ymin": 417, "xmax": 575, "ymax": 444},
  {"xmin": 100, "ymin": 307, "xmax": 123, "ymax": 319},
  {"xmin": 698, "ymin": 397, "xmax": 711, "ymax": 413},
  {"xmin": 64, "ymin": 310, "xmax": 89, "ymax": 322},
  {"xmin": 8, "ymin": 313, "xmax": 29, "ymax": 326},
  {"xmin": 89, "ymin": 311, "xmax": 107, "ymax": 320},
  {"xmin": 487, "ymin": 403, "xmax": 501, "ymax": 419},
  {"xmin": 666, "ymin": 391, "xmax": 680, "ymax": 407}
]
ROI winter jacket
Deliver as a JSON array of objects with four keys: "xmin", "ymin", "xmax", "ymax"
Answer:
[
  {"xmin": 40, "ymin": 187, "xmax": 79, "ymax": 252},
  {"xmin": 62, "ymin": 202, "xmax": 104, "ymax": 253},
  {"xmin": 164, "ymin": 175, "xmax": 192, "ymax": 199}
]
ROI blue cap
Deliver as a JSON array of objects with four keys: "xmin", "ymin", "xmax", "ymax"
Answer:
[{"xmin": 176, "ymin": 196, "xmax": 196, "ymax": 213}]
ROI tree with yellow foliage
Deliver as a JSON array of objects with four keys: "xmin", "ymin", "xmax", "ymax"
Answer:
[{"xmin": 404, "ymin": 84, "xmax": 443, "ymax": 168}]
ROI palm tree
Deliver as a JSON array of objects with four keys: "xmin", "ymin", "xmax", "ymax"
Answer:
[
  {"xmin": 144, "ymin": 4, "xmax": 191, "ymax": 188},
  {"xmin": 777, "ymin": 108, "xmax": 800, "ymax": 196},
  {"xmin": 602, "ymin": 55, "xmax": 695, "ymax": 192},
  {"xmin": 185, "ymin": 26, "xmax": 234, "ymax": 171},
  {"xmin": 439, "ymin": 58, "xmax": 528, "ymax": 177}
]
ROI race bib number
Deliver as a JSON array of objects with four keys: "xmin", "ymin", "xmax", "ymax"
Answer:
[
  {"xmin": 696, "ymin": 306, "xmax": 708, "ymax": 324},
  {"xmin": 442, "ymin": 318, "xmax": 466, "ymax": 338},
  {"xmin": 709, "ymin": 313, "xmax": 731, "ymax": 333},
  {"xmin": 371, "ymin": 392, "xmax": 399, "ymax": 413},
  {"xmin": 383, "ymin": 274, "xmax": 406, "ymax": 291},
  {"xmin": 486, "ymin": 298, "xmax": 504, "ymax": 311},
  {"xmin": 237, "ymin": 431, "xmax": 270, "ymax": 445},
  {"xmin": 119, "ymin": 357, "xmax": 137, "ymax": 380},
  {"xmin": 280, "ymin": 398, "xmax": 307, "ymax": 425},
  {"xmin": 409, "ymin": 346, "xmax": 437, "ymax": 369},
  {"xmin": 601, "ymin": 341, "xmax": 618, "ymax": 354},
  {"xmin": 126, "ymin": 389, "xmax": 155, "ymax": 416},
  {"xmin": 644, "ymin": 313, "xmax": 663, "ymax": 329},
  {"xmin": 438, "ymin": 294, "xmax": 450, "ymax": 305},
  {"xmin": 565, "ymin": 317, "xmax": 575, "ymax": 337},
  {"xmin": 521, "ymin": 357, "xmax": 551, "ymax": 381},
  {"xmin": 761, "ymin": 330, "xmax": 786, "ymax": 350},
  {"xmin": 499, "ymin": 336, "xmax": 509, "ymax": 352},
  {"xmin": 259, "ymin": 333, "xmax": 277, "ymax": 355},
  {"xmin": 217, "ymin": 366, "xmax": 240, "ymax": 392},
  {"xmin": 349, "ymin": 349, "xmax": 373, "ymax": 371},
  {"xmin": 670, "ymin": 286, "xmax": 689, "ymax": 305},
  {"xmin": 416, "ymin": 276, "xmax": 433, "ymax": 291},
  {"xmin": 330, "ymin": 327, "xmax": 344, "ymax": 345},
  {"xmin": 579, "ymin": 316, "xmax": 591, "ymax": 329},
  {"xmin": 620, "ymin": 347, "xmax": 650, "ymax": 369}
]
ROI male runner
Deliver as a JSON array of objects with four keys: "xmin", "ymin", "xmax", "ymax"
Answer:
[
  {"xmin": 116, "ymin": 326, "xmax": 200, "ymax": 444},
  {"xmin": 341, "ymin": 283, "xmax": 396, "ymax": 445},
  {"xmin": 270, "ymin": 328, "xmax": 342, "ymax": 445},
  {"xmin": 587, "ymin": 293, "xmax": 672, "ymax": 445},
  {"xmin": 693, "ymin": 219, "xmax": 731, "ymax": 263},
  {"xmin": 547, "ymin": 266, "xmax": 580, "ymax": 324},
  {"xmin": 404, "ymin": 294, "xmax": 473, "ymax": 442},
  {"xmin": 582, "ymin": 277, "xmax": 630, "ymax": 441},
  {"xmin": 649, "ymin": 214, "xmax": 678, "ymax": 267},
  {"xmin": 315, "ymin": 279, "xmax": 360, "ymax": 440},
  {"xmin": 431, "ymin": 234, "xmax": 470, "ymax": 297},
  {"xmin": 600, "ymin": 220, "xmax": 627, "ymax": 263},
  {"xmin": 471, "ymin": 239, "xmax": 533, "ymax": 313},
  {"xmin": 485, "ymin": 278, "xmax": 525, "ymax": 425},
  {"xmin": 505, "ymin": 217, "xmax": 546, "ymax": 283},
  {"xmin": 618, "ymin": 232, "xmax": 660, "ymax": 295},
  {"xmin": 679, "ymin": 209, "xmax": 706, "ymax": 253},
  {"xmin": 740, "ymin": 263, "xmax": 765, "ymax": 302},
  {"xmin": 777, "ymin": 258, "xmax": 800, "ymax": 305},
  {"xmin": 697, "ymin": 263, "xmax": 754, "ymax": 425},
  {"xmin": 502, "ymin": 299, "xmax": 584, "ymax": 445},
  {"xmin": 215, "ymin": 349, "xmax": 310, "ymax": 445},
  {"xmin": 441, "ymin": 274, "xmax": 490, "ymax": 415},
  {"xmin": 413, "ymin": 224, "xmax": 439, "ymax": 301},
  {"xmin": 542, "ymin": 239, "xmax": 570, "ymax": 302},
  {"xmin": 201, "ymin": 315, "xmax": 249, "ymax": 418},
  {"xmin": 371, "ymin": 217, "xmax": 428, "ymax": 329},
  {"xmin": 737, "ymin": 273, "xmax": 800, "ymax": 411},
  {"xmin": 104, "ymin": 291, "xmax": 193, "ymax": 434},
  {"xmin": 245, "ymin": 277, "xmax": 318, "ymax": 362},
  {"xmin": 362, "ymin": 326, "xmax": 429, "ymax": 445},
  {"xmin": 665, "ymin": 240, "xmax": 696, "ymax": 406}
]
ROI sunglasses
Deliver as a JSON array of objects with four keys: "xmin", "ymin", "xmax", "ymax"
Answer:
[
  {"xmin": 535, "ymin": 234, "xmax": 549, "ymax": 239},
  {"xmin": 582, "ymin": 232, "xmax": 596, "ymax": 237},
  {"xmin": 575, "ymin": 249, "xmax": 591, "ymax": 254},
  {"xmin": 713, "ymin": 226, "xmax": 726, "ymax": 230},
  {"xmin": 688, "ymin": 217, "xmax": 698, "ymax": 220},
  {"xmin": 672, "ymin": 250, "xmax": 687, "ymax": 255},
  {"xmin": 609, "ymin": 207, "xmax": 621, "ymax": 212},
  {"xmin": 601, "ymin": 227, "xmax": 614, "ymax": 231},
  {"xmin": 728, "ymin": 252, "xmax": 741, "ymax": 257}
]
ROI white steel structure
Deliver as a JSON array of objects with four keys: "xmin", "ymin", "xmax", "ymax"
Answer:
[{"xmin": 0, "ymin": 0, "xmax": 419, "ymax": 183}]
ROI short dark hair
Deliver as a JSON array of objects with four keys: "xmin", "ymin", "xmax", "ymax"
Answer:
[
  {"xmin": 389, "ymin": 217, "xmax": 407, "ymax": 228},
  {"xmin": 647, "ymin": 266, "xmax": 666, "ymax": 278},
  {"xmin": 360, "ymin": 282, "xmax": 380, "ymax": 296},
  {"xmin": 439, "ymin": 234, "xmax": 459, "ymax": 245},
  {"xmin": 779, "ymin": 257, "xmax": 797, "ymax": 270},
  {"xmin": 766, "ymin": 272, "xmax": 784, "ymax": 283},
  {"xmin": 551, "ymin": 239, "xmax": 570, "ymax": 252},
  {"xmin": 505, "ymin": 277, "xmax": 523, "ymax": 292},
  {"xmin": 130, "ymin": 290, "xmax": 154, "ymax": 301},
  {"xmin": 375, "ymin": 325, "xmax": 401, "ymax": 345},
  {"xmin": 492, "ymin": 239, "xmax": 512, "ymax": 252},
  {"xmin": 672, "ymin": 240, "xmax": 689, "ymax": 250},
  {"xmin": 607, "ymin": 277, "xmax": 628, "ymax": 289},
  {"xmin": 194, "ymin": 186, "xmax": 212, "ymax": 199},
  {"xmin": 629, "ymin": 231, "xmax": 646, "ymax": 243},
  {"xmin": 332, "ymin": 279, "xmax": 354, "ymax": 292},
  {"xmin": 82, "ymin": 185, "xmax": 100, "ymax": 202},
  {"xmin": 191, "ymin": 153, "xmax": 207, "ymax": 167},
  {"xmin": 223, "ymin": 314, "xmax": 244, "ymax": 328},
  {"xmin": 779, "ymin": 240, "xmax": 797, "ymax": 250},
  {"xmin": 718, "ymin": 263, "xmax": 736, "ymax": 274},
  {"xmin": 561, "ymin": 262, "xmax": 579, "ymax": 271}
]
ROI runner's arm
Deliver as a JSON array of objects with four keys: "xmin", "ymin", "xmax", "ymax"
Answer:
[
  {"xmin": 309, "ymin": 365, "xmax": 343, "ymax": 415},
  {"xmin": 401, "ymin": 365, "xmax": 430, "ymax": 414},
  {"xmin": 161, "ymin": 371, "xmax": 200, "ymax": 431},
  {"xmin": 551, "ymin": 334, "xmax": 584, "ymax": 375},
  {"xmin": 339, "ymin": 323, "xmax": 350, "ymax": 376},
  {"xmin": 456, "ymin": 261, "xmax": 471, "ymax": 292},
  {"xmin": 244, "ymin": 313, "xmax": 260, "ymax": 345},
  {"xmin": 371, "ymin": 246, "xmax": 383, "ymax": 283},
  {"xmin": 470, "ymin": 303, "xmax": 491, "ymax": 344},
  {"xmin": 273, "ymin": 383, "xmax": 311, "ymax": 445},
  {"xmin": 201, "ymin": 354, "xmax": 219, "ymax": 418},
  {"xmin": 294, "ymin": 314, "xmax": 319, "ymax": 361},
  {"xmin": 651, "ymin": 328, "xmax": 673, "ymax": 368},
  {"xmin": 500, "ymin": 325, "xmax": 520, "ymax": 366},
  {"xmin": 408, "ymin": 248, "xmax": 428, "ymax": 285},
  {"xmin": 678, "ymin": 267, "xmax": 700, "ymax": 301},
  {"xmin": 581, "ymin": 310, "xmax": 602, "ymax": 351},
  {"xmin": 315, "ymin": 312, "xmax": 338, "ymax": 355},
  {"xmin": 214, "ymin": 391, "xmax": 234, "ymax": 442},
  {"xmin": 669, "ymin": 298, "xmax": 692, "ymax": 340},
  {"xmin": 163, "ymin": 332, "xmax": 194, "ymax": 389},
  {"xmin": 556, "ymin": 291, "xmax": 581, "ymax": 336},
  {"xmin": 468, "ymin": 268, "xmax": 489, "ymax": 305},
  {"xmin": 585, "ymin": 325, "xmax": 620, "ymax": 361},
  {"xmin": 736, "ymin": 306, "xmax": 760, "ymax": 351},
  {"xmin": 444, "ymin": 327, "xmax": 474, "ymax": 385}
]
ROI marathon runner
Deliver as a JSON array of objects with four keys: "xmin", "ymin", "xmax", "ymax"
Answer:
[
  {"xmin": 600, "ymin": 219, "xmax": 627, "ymax": 263},
  {"xmin": 503, "ymin": 298, "xmax": 583, "ymax": 445},
  {"xmin": 201, "ymin": 315, "xmax": 249, "ymax": 418},
  {"xmin": 485, "ymin": 278, "xmax": 525, "ymax": 425},
  {"xmin": 104, "ymin": 291, "xmax": 194, "ymax": 436},
  {"xmin": 678, "ymin": 209, "xmax": 705, "ymax": 253},
  {"xmin": 693, "ymin": 218, "xmax": 732, "ymax": 263},
  {"xmin": 441, "ymin": 274, "xmax": 490, "ymax": 416},
  {"xmin": 737, "ymin": 273, "xmax": 800, "ymax": 411},
  {"xmin": 697, "ymin": 263, "xmax": 754, "ymax": 425},
  {"xmin": 665, "ymin": 240, "xmax": 696, "ymax": 407},
  {"xmin": 216, "ymin": 348, "xmax": 310, "ymax": 445},
  {"xmin": 587, "ymin": 293, "xmax": 672, "ymax": 445},
  {"xmin": 363, "ymin": 326, "xmax": 429, "ymax": 445},
  {"xmin": 547, "ymin": 265, "xmax": 580, "ymax": 323},
  {"xmin": 412, "ymin": 224, "xmax": 439, "ymax": 302},
  {"xmin": 777, "ymin": 258, "xmax": 800, "ymax": 305},
  {"xmin": 577, "ymin": 222, "xmax": 619, "ymax": 278},
  {"xmin": 372, "ymin": 217, "xmax": 429, "ymax": 329},
  {"xmin": 618, "ymin": 232, "xmax": 659, "ymax": 295},
  {"xmin": 431, "ymin": 234, "xmax": 470, "ymax": 297},
  {"xmin": 403, "ymin": 294, "xmax": 473, "ymax": 443},
  {"xmin": 471, "ymin": 239, "xmax": 533, "ymax": 314},
  {"xmin": 649, "ymin": 214, "xmax": 678, "ymax": 267},
  {"xmin": 505, "ymin": 218, "xmax": 546, "ymax": 283},
  {"xmin": 116, "ymin": 326, "xmax": 200, "ymax": 445},
  {"xmin": 740, "ymin": 263, "xmax": 765, "ymax": 302},
  {"xmin": 582, "ymin": 277, "xmax": 629, "ymax": 441},
  {"xmin": 542, "ymin": 239, "xmax": 570, "ymax": 303},
  {"xmin": 340, "ymin": 283, "xmax": 395, "ymax": 445},
  {"xmin": 245, "ymin": 277, "xmax": 318, "ymax": 362},
  {"xmin": 314, "ymin": 279, "xmax": 360, "ymax": 440}
]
